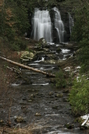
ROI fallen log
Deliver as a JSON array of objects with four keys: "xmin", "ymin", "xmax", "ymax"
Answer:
[{"xmin": 0, "ymin": 56, "xmax": 55, "ymax": 77}]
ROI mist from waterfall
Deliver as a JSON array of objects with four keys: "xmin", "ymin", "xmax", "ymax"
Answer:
[
  {"xmin": 53, "ymin": 7, "xmax": 65, "ymax": 43},
  {"xmin": 33, "ymin": 8, "xmax": 52, "ymax": 42},
  {"xmin": 68, "ymin": 12, "xmax": 74, "ymax": 34}
]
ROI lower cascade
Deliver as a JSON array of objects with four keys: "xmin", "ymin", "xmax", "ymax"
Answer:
[{"xmin": 32, "ymin": 7, "xmax": 65, "ymax": 43}]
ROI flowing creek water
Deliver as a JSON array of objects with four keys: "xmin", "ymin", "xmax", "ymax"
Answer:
[{"xmin": 0, "ymin": 43, "xmax": 88, "ymax": 134}]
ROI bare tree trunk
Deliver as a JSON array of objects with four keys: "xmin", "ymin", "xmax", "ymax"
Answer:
[{"xmin": 0, "ymin": 56, "xmax": 55, "ymax": 77}]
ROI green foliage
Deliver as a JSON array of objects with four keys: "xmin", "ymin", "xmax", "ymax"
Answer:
[
  {"xmin": 55, "ymin": 69, "xmax": 66, "ymax": 88},
  {"xmin": 10, "ymin": 38, "xmax": 26, "ymax": 51},
  {"xmin": 13, "ymin": 0, "xmax": 29, "ymax": 35},
  {"xmin": 70, "ymin": 0, "xmax": 89, "ymax": 73},
  {"xmin": 0, "ymin": 3, "xmax": 6, "ymax": 35},
  {"xmin": 0, "ymin": 0, "xmax": 30, "ymax": 50},
  {"xmin": 78, "ymin": 39, "xmax": 89, "ymax": 73},
  {"xmin": 71, "ymin": 2, "xmax": 89, "ymax": 42},
  {"xmin": 69, "ymin": 75, "xmax": 89, "ymax": 115}
]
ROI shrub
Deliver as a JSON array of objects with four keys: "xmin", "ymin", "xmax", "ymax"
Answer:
[
  {"xmin": 78, "ymin": 39, "xmax": 89, "ymax": 73},
  {"xmin": 10, "ymin": 38, "xmax": 26, "ymax": 51},
  {"xmin": 69, "ymin": 75, "xmax": 89, "ymax": 115},
  {"xmin": 70, "ymin": 1, "xmax": 89, "ymax": 73},
  {"xmin": 55, "ymin": 69, "xmax": 66, "ymax": 88}
]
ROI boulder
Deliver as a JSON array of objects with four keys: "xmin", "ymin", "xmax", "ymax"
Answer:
[
  {"xmin": 38, "ymin": 38, "xmax": 47, "ymax": 46},
  {"xmin": 35, "ymin": 113, "xmax": 41, "ymax": 116},
  {"xmin": 19, "ymin": 51, "xmax": 35, "ymax": 61},
  {"xmin": 14, "ymin": 116, "xmax": 25, "ymax": 123}
]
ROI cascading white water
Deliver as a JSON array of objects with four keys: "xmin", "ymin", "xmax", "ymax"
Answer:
[
  {"xmin": 53, "ymin": 7, "xmax": 65, "ymax": 43},
  {"xmin": 33, "ymin": 8, "xmax": 52, "ymax": 42},
  {"xmin": 68, "ymin": 12, "xmax": 74, "ymax": 34}
]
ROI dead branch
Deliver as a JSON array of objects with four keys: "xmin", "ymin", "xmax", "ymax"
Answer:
[{"xmin": 6, "ymin": 66, "xmax": 21, "ymax": 74}]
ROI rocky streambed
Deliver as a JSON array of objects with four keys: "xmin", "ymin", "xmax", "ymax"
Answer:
[{"xmin": 0, "ymin": 40, "xmax": 89, "ymax": 134}]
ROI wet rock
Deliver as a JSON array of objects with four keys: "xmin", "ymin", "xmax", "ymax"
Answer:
[
  {"xmin": 30, "ymin": 94, "xmax": 35, "ymax": 98},
  {"xmin": 19, "ymin": 101, "xmax": 27, "ymax": 105},
  {"xmin": 56, "ymin": 47, "xmax": 61, "ymax": 53},
  {"xmin": 64, "ymin": 43, "xmax": 74, "ymax": 49},
  {"xmin": 38, "ymin": 38, "xmax": 47, "ymax": 46},
  {"xmin": 64, "ymin": 66, "xmax": 71, "ymax": 72},
  {"xmin": 50, "ymin": 78, "xmax": 55, "ymax": 83},
  {"xmin": 63, "ymin": 89, "xmax": 69, "ymax": 93},
  {"xmin": 49, "ymin": 92, "xmax": 54, "ymax": 96},
  {"xmin": 21, "ymin": 106, "xmax": 26, "ymax": 109},
  {"xmin": 0, "ymin": 103, "xmax": 3, "ymax": 108},
  {"xmin": 14, "ymin": 116, "xmax": 25, "ymax": 123},
  {"xmin": 35, "ymin": 113, "xmax": 41, "ymax": 116},
  {"xmin": 65, "ymin": 123, "xmax": 74, "ymax": 129},
  {"xmin": 22, "ymin": 97, "xmax": 27, "ymax": 101},
  {"xmin": 63, "ymin": 97, "xmax": 68, "ymax": 102},
  {"xmin": 35, "ymin": 93, "xmax": 38, "ymax": 96},
  {"xmin": 28, "ymin": 100, "xmax": 33, "ymax": 102},
  {"xmin": 33, "ymin": 51, "xmax": 46, "ymax": 61},
  {"xmin": 55, "ymin": 93, "xmax": 63, "ymax": 97},
  {"xmin": 75, "ymin": 66, "xmax": 81, "ymax": 72},
  {"xmin": 65, "ymin": 55, "xmax": 71, "ymax": 59},
  {"xmin": 0, "ymin": 120, "xmax": 4, "ymax": 126},
  {"xmin": 44, "ymin": 60, "xmax": 56, "ymax": 64},
  {"xmin": 52, "ymin": 106, "xmax": 58, "ymax": 109},
  {"xmin": 43, "ymin": 48, "xmax": 49, "ymax": 52},
  {"xmin": 80, "ymin": 125, "xmax": 87, "ymax": 130},
  {"xmin": 61, "ymin": 42, "xmax": 78, "ymax": 50},
  {"xmin": 32, "ymin": 89, "xmax": 35, "ymax": 92},
  {"xmin": 35, "ymin": 38, "xmax": 47, "ymax": 50},
  {"xmin": 27, "ymin": 89, "xmax": 36, "ymax": 92}
]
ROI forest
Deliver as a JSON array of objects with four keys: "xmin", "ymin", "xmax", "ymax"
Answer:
[{"xmin": 0, "ymin": 0, "xmax": 89, "ymax": 133}]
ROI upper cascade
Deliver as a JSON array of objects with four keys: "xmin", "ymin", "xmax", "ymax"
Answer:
[
  {"xmin": 32, "ymin": 8, "xmax": 52, "ymax": 42},
  {"xmin": 53, "ymin": 7, "xmax": 65, "ymax": 43}
]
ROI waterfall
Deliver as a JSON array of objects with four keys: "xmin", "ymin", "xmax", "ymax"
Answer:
[
  {"xmin": 53, "ymin": 7, "xmax": 65, "ymax": 43},
  {"xmin": 33, "ymin": 8, "xmax": 52, "ymax": 42},
  {"xmin": 68, "ymin": 12, "xmax": 74, "ymax": 34},
  {"xmin": 32, "ymin": 7, "xmax": 66, "ymax": 43}
]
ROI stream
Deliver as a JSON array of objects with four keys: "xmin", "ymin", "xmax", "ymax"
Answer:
[{"xmin": 0, "ymin": 43, "xmax": 89, "ymax": 134}]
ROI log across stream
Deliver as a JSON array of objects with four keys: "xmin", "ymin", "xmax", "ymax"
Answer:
[{"xmin": 0, "ymin": 56, "xmax": 55, "ymax": 77}]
